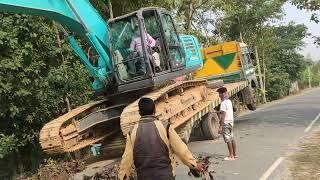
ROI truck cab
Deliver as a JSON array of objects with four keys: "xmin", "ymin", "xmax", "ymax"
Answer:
[{"xmin": 239, "ymin": 43, "xmax": 257, "ymax": 87}]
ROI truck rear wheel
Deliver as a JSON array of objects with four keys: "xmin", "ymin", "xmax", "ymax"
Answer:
[
  {"xmin": 231, "ymin": 96, "xmax": 240, "ymax": 117},
  {"xmin": 190, "ymin": 112, "xmax": 220, "ymax": 141},
  {"xmin": 201, "ymin": 112, "xmax": 220, "ymax": 140},
  {"xmin": 244, "ymin": 87, "xmax": 257, "ymax": 111}
]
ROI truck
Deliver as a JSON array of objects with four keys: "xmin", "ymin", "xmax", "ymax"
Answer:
[
  {"xmin": 189, "ymin": 41, "xmax": 258, "ymax": 141},
  {"xmin": 0, "ymin": 1, "xmax": 258, "ymax": 160}
]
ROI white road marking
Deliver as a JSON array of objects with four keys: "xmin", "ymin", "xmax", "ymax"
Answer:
[
  {"xmin": 304, "ymin": 112, "xmax": 320, "ymax": 133},
  {"xmin": 259, "ymin": 157, "xmax": 284, "ymax": 180}
]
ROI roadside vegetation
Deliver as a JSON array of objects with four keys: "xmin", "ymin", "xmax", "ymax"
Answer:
[
  {"xmin": 289, "ymin": 129, "xmax": 320, "ymax": 179},
  {"xmin": 0, "ymin": 0, "xmax": 319, "ymax": 178}
]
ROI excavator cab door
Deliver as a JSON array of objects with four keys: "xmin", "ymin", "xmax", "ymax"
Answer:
[
  {"xmin": 109, "ymin": 14, "xmax": 151, "ymax": 82},
  {"xmin": 140, "ymin": 9, "xmax": 186, "ymax": 74},
  {"xmin": 158, "ymin": 11, "xmax": 186, "ymax": 71}
]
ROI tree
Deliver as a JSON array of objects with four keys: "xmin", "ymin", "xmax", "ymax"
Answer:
[
  {"xmin": 264, "ymin": 23, "xmax": 308, "ymax": 100},
  {"xmin": 292, "ymin": 0, "xmax": 320, "ymax": 45},
  {"xmin": 300, "ymin": 60, "xmax": 320, "ymax": 87},
  {"xmin": 292, "ymin": 0, "xmax": 320, "ymax": 11},
  {"xmin": 212, "ymin": 0, "xmax": 286, "ymax": 102},
  {"xmin": 173, "ymin": 0, "xmax": 219, "ymax": 33},
  {"xmin": 214, "ymin": 0, "xmax": 286, "ymax": 45},
  {"xmin": 0, "ymin": 14, "xmax": 93, "ymax": 172}
]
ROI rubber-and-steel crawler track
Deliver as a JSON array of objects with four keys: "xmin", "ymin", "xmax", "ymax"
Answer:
[
  {"xmin": 40, "ymin": 80, "xmax": 247, "ymax": 156},
  {"xmin": 120, "ymin": 80, "xmax": 208, "ymax": 136},
  {"xmin": 39, "ymin": 99, "xmax": 126, "ymax": 154}
]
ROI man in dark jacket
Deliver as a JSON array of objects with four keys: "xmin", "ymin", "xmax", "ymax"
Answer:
[{"xmin": 118, "ymin": 97, "xmax": 203, "ymax": 180}]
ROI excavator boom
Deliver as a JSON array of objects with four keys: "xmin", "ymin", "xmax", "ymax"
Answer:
[{"xmin": 0, "ymin": 0, "xmax": 109, "ymax": 45}]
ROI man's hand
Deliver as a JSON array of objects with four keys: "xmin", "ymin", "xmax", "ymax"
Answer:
[
  {"xmin": 196, "ymin": 162, "xmax": 204, "ymax": 172},
  {"xmin": 218, "ymin": 125, "xmax": 223, "ymax": 134},
  {"xmin": 189, "ymin": 162, "xmax": 205, "ymax": 177}
]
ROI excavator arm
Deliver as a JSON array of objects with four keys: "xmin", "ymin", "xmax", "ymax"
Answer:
[{"xmin": 0, "ymin": 0, "xmax": 113, "ymax": 93}]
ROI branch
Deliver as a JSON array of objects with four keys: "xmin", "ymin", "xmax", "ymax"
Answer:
[{"xmin": 194, "ymin": 0, "xmax": 211, "ymax": 9}]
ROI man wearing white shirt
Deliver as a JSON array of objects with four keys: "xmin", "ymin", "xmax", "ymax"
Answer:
[{"xmin": 217, "ymin": 87, "xmax": 237, "ymax": 161}]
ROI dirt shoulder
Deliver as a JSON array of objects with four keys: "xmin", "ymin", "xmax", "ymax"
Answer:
[{"xmin": 287, "ymin": 129, "xmax": 320, "ymax": 180}]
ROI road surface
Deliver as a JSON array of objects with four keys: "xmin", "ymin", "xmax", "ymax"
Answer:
[{"xmin": 176, "ymin": 88, "xmax": 320, "ymax": 180}]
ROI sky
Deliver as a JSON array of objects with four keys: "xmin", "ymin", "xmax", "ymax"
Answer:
[{"xmin": 282, "ymin": 2, "xmax": 320, "ymax": 60}]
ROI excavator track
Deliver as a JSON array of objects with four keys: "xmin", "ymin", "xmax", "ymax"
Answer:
[
  {"xmin": 120, "ymin": 80, "xmax": 208, "ymax": 136},
  {"xmin": 39, "ymin": 99, "xmax": 126, "ymax": 154},
  {"xmin": 40, "ymin": 80, "xmax": 247, "ymax": 156}
]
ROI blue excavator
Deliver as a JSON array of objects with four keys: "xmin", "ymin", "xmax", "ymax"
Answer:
[{"xmin": 0, "ymin": 0, "xmax": 206, "ymax": 156}]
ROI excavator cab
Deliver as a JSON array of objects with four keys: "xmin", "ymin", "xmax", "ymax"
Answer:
[{"xmin": 109, "ymin": 8, "xmax": 201, "ymax": 93}]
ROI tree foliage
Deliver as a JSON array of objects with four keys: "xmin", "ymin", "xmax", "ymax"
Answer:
[
  {"xmin": 292, "ymin": 0, "xmax": 320, "ymax": 11},
  {"xmin": 0, "ymin": 14, "xmax": 93, "ymax": 170},
  {"xmin": 264, "ymin": 23, "xmax": 308, "ymax": 100},
  {"xmin": 0, "ymin": 134, "xmax": 19, "ymax": 158},
  {"xmin": 267, "ymin": 23, "xmax": 308, "ymax": 80},
  {"xmin": 292, "ymin": 0, "xmax": 320, "ymax": 45},
  {"xmin": 300, "ymin": 60, "xmax": 320, "ymax": 87},
  {"xmin": 91, "ymin": 0, "xmax": 173, "ymax": 18},
  {"xmin": 214, "ymin": 0, "xmax": 286, "ymax": 46}
]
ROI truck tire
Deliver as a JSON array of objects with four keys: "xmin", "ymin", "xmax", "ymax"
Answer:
[
  {"xmin": 247, "ymin": 102, "xmax": 256, "ymax": 111},
  {"xmin": 201, "ymin": 112, "xmax": 220, "ymax": 140},
  {"xmin": 231, "ymin": 96, "xmax": 240, "ymax": 117},
  {"xmin": 190, "ymin": 112, "xmax": 220, "ymax": 141},
  {"xmin": 243, "ymin": 87, "xmax": 257, "ymax": 111}
]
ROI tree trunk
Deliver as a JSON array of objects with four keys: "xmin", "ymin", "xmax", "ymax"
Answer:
[
  {"xmin": 308, "ymin": 66, "xmax": 312, "ymax": 88},
  {"xmin": 53, "ymin": 23, "xmax": 65, "ymax": 63},
  {"xmin": 16, "ymin": 152, "xmax": 24, "ymax": 177},
  {"xmin": 186, "ymin": 1, "xmax": 193, "ymax": 33},
  {"xmin": 53, "ymin": 23, "xmax": 72, "ymax": 112},
  {"xmin": 108, "ymin": 0, "xmax": 113, "ymax": 19},
  {"xmin": 262, "ymin": 49, "xmax": 266, "ymax": 101},
  {"xmin": 238, "ymin": 17, "xmax": 244, "ymax": 42},
  {"xmin": 64, "ymin": 95, "xmax": 71, "ymax": 112},
  {"xmin": 255, "ymin": 46, "xmax": 266, "ymax": 103}
]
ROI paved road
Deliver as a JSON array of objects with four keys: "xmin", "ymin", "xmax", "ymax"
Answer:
[{"xmin": 176, "ymin": 88, "xmax": 320, "ymax": 180}]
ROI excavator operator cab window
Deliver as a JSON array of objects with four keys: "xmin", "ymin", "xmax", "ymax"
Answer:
[
  {"xmin": 160, "ymin": 13, "xmax": 185, "ymax": 69},
  {"xmin": 110, "ymin": 15, "xmax": 149, "ymax": 81},
  {"xmin": 143, "ymin": 10, "xmax": 168, "ymax": 73}
]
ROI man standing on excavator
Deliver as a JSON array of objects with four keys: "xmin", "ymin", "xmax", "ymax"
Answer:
[{"xmin": 118, "ymin": 97, "xmax": 204, "ymax": 180}]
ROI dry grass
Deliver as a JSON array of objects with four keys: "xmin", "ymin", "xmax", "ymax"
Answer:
[{"xmin": 288, "ymin": 130, "xmax": 320, "ymax": 180}]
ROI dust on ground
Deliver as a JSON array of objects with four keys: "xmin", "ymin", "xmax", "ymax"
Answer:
[{"xmin": 288, "ymin": 129, "xmax": 320, "ymax": 180}]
